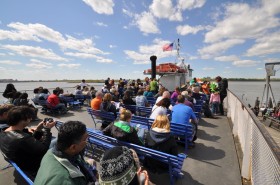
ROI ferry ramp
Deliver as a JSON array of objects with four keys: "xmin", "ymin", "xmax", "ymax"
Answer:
[{"xmin": 0, "ymin": 106, "xmax": 242, "ymax": 185}]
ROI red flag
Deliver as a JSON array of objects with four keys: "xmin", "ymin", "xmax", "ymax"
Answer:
[{"xmin": 162, "ymin": 43, "xmax": 173, "ymax": 51}]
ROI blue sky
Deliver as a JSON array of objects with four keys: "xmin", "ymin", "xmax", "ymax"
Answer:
[{"xmin": 0, "ymin": 0, "xmax": 280, "ymax": 80}]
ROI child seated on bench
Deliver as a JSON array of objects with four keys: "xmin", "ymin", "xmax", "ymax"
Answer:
[
  {"xmin": 144, "ymin": 115, "xmax": 178, "ymax": 172},
  {"xmin": 103, "ymin": 108, "xmax": 143, "ymax": 146}
]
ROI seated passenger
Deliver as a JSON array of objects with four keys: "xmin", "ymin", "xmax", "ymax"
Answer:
[
  {"xmin": 99, "ymin": 146, "xmax": 149, "ymax": 185},
  {"xmin": 3, "ymin": 83, "xmax": 17, "ymax": 103},
  {"xmin": 103, "ymin": 108, "xmax": 143, "ymax": 146},
  {"xmin": 145, "ymin": 115, "xmax": 178, "ymax": 172},
  {"xmin": 149, "ymin": 98, "xmax": 171, "ymax": 120},
  {"xmin": 90, "ymin": 91, "xmax": 103, "ymax": 110},
  {"xmin": 110, "ymin": 88, "xmax": 120, "ymax": 102},
  {"xmin": 0, "ymin": 106, "xmax": 55, "ymax": 177},
  {"xmin": 122, "ymin": 90, "xmax": 136, "ymax": 105},
  {"xmin": 156, "ymin": 90, "xmax": 170, "ymax": 104},
  {"xmin": 172, "ymin": 95, "xmax": 198, "ymax": 142},
  {"xmin": 13, "ymin": 92, "xmax": 38, "ymax": 120},
  {"xmin": 192, "ymin": 86, "xmax": 202, "ymax": 101},
  {"xmin": 38, "ymin": 88, "xmax": 50, "ymax": 100},
  {"xmin": 170, "ymin": 86, "xmax": 181, "ymax": 103},
  {"xmin": 143, "ymin": 86, "xmax": 153, "ymax": 97},
  {"xmin": 0, "ymin": 104, "xmax": 14, "ymax": 131},
  {"xmin": 100, "ymin": 93, "xmax": 117, "ymax": 129},
  {"xmin": 47, "ymin": 89, "xmax": 68, "ymax": 113},
  {"xmin": 34, "ymin": 121, "xmax": 97, "ymax": 185},
  {"xmin": 135, "ymin": 89, "xmax": 149, "ymax": 107},
  {"xmin": 181, "ymin": 91, "xmax": 195, "ymax": 111},
  {"xmin": 74, "ymin": 85, "xmax": 82, "ymax": 95}
]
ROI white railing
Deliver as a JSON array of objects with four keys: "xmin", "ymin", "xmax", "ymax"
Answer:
[{"xmin": 227, "ymin": 90, "xmax": 280, "ymax": 184}]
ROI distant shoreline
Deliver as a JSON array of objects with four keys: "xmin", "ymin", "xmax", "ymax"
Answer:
[{"xmin": 1, "ymin": 78, "xmax": 280, "ymax": 83}]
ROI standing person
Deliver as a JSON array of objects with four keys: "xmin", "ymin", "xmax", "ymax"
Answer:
[
  {"xmin": 79, "ymin": 79, "xmax": 89, "ymax": 90},
  {"xmin": 145, "ymin": 115, "xmax": 178, "ymax": 172},
  {"xmin": 150, "ymin": 78, "xmax": 158, "ymax": 95},
  {"xmin": 209, "ymin": 90, "xmax": 221, "ymax": 115},
  {"xmin": 3, "ymin": 83, "xmax": 17, "ymax": 103},
  {"xmin": 34, "ymin": 121, "xmax": 98, "ymax": 185},
  {"xmin": 216, "ymin": 76, "xmax": 228, "ymax": 115},
  {"xmin": 0, "ymin": 106, "xmax": 55, "ymax": 178},
  {"xmin": 122, "ymin": 91, "xmax": 136, "ymax": 105}
]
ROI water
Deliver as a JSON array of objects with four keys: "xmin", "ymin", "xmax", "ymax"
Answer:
[{"xmin": 0, "ymin": 81, "xmax": 279, "ymax": 106}]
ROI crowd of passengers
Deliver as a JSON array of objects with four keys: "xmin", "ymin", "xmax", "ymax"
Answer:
[{"xmin": 0, "ymin": 76, "xmax": 228, "ymax": 185}]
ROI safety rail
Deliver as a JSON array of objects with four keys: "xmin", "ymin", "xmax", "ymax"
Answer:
[{"xmin": 227, "ymin": 89, "xmax": 280, "ymax": 184}]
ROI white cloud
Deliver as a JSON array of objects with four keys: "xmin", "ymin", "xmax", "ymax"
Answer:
[
  {"xmin": 57, "ymin": 63, "xmax": 81, "ymax": 68},
  {"xmin": 177, "ymin": 25, "xmax": 205, "ymax": 35},
  {"xmin": 214, "ymin": 55, "xmax": 239, "ymax": 62},
  {"xmin": 264, "ymin": 58, "xmax": 280, "ymax": 63},
  {"xmin": 178, "ymin": 0, "xmax": 206, "ymax": 10},
  {"xmin": 202, "ymin": 67, "xmax": 215, "ymax": 71},
  {"xmin": 0, "ymin": 60, "xmax": 21, "ymax": 65},
  {"xmin": 233, "ymin": 60, "xmax": 260, "ymax": 67},
  {"xmin": 0, "ymin": 53, "xmax": 6, "ymax": 56},
  {"xmin": 122, "ymin": 9, "xmax": 134, "ymax": 17},
  {"xmin": 0, "ymin": 22, "xmax": 108, "ymax": 56},
  {"xmin": 1, "ymin": 45, "xmax": 68, "ymax": 61},
  {"xmin": 96, "ymin": 57, "xmax": 113, "ymax": 63},
  {"xmin": 26, "ymin": 59, "xmax": 53, "ymax": 69},
  {"xmin": 135, "ymin": 12, "xmax": 160, "ymax": 35},
  {"xmin": 64, "ymin": 52, "xmax": 99, "ymax": 59},
  {"xmin": 257, "ymin": 68, "xmax": 263, "ymax": 70},
  {"xmin": 246, "ymin": 31, "xmax": 280, "ymax": 56},
  {"xmin": 198, "ymin": 39, "xmax": 245, "ymax": 58},
  {"xmin": 149, "ymin": 0, "xmax": 182, "ymax": 21},
  {"xmin": 204, "ymin": 3, "xmax": 280, "ymax": 43},
  {"xmin": 262, "ymin": 0, "xmax": 280, "ymax": 16},
  {"xmin": 96, "ymin": 22, "xmax": 108, "ymax": 27},
  {"xmin": 124, "ymin": 38, "xmax": 176, "ymax": 64},
  {"xmin": 83, "ymin": 0, "xmax": 114, "ymax": 15},
  {"xmin": 0, "ymin": 66, "xmax": 6, "ymax": 70}
]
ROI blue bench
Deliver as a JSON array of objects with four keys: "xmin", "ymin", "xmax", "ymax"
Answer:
[
  {"xmin": 87, "ymin": 109, "xmax": 193, "ymax": 153},
  {"xmin": 37, "ymin": 100, "xmax": 62, "ymax": 114},
  {"xmin": 1, "ymin": 153, "xmax": 34, "ymax": 185},
  {"xmin": 87, "ymin": 108, "xmax": 116, "ymax": 128},
  {"xmin": 120, "ymin": 104, "xmax": 152, "ymax": 117},
  {"xmin": 64, "ymin": 97, "xmax": 82, "ymax": 108},
  {"xmin": 55, "ymin": 121, "xmax": 187, "ymax": 185}
]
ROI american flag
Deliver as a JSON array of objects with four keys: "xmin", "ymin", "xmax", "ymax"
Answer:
[{"xmin": 162, "ymin": 43, "xmax": 173, "ymax": 51}]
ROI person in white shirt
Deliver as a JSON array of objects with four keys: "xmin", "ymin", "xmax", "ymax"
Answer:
[
  {"xmin": 79, "ymin": 79, "xmax": 89, "ymax": 90},
  {"xmin": 150, "ymin": 98, "xmax": 171, "ymax": 119}
]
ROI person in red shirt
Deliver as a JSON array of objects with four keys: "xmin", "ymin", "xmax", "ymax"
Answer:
[
  {"xmin": 47, "ymin": 89, "xmax": 67, "ymax": 113},
  {"xmin": 91, "ymin": 91, "xmax": 103, "ymax": 110}
]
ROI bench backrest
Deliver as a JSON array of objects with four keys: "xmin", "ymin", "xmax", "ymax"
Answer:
[
  {"xmin": 87, "ymin": 108, "xmax": 115, "ymax": 122},
  {"xmin": 86, "ymin": 129, "xmax": 186, "ymax": 184}
]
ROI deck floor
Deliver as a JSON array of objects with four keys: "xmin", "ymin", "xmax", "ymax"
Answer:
[{"xmin": 0, "ymin": 106, "xmax": 242, "ymax": 185}]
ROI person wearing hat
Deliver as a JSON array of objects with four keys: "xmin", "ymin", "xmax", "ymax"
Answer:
[{"xmin": 99, "ymin": 146, "xmax": 149, "ymax": 185}]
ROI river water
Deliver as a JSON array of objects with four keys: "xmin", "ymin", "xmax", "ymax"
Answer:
[{"xmin": 0, "ymin": 81, "xmax": 279, "ymax": 106}]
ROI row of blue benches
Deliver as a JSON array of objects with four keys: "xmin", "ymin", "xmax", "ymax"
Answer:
[
  {"xmin": 87, "ymin": 108, "xmax": 194, "ymax": 153},
  {"xmin": 56, "ymin": 121, "xmax": 187, "ymax": 185}
]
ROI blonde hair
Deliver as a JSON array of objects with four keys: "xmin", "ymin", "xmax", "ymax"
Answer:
[
  {"xmin": 151, "ymin": 115, "xmax": 170, "ymax": 131},
  {"xmin": 103, "ymin": 93, "xmax": 112, "ymax": 102},
  {"xmin": 119, "ymin": 108, "xmax": 132, "ymax": 122}
]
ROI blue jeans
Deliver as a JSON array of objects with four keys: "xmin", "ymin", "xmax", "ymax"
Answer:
[{"xmin": 211, "ymin": 101, "xmax": 219, "ymax": 114}]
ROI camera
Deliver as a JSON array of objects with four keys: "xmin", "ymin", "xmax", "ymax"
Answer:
[{"xmin": 43, "ymin": 118, "xmax": 54, "ymax": 123}]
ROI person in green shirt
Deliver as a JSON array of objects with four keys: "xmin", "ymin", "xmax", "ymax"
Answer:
[{"xmin": 149, "ymin": 78, "xmax": 158, "ymax": 95}]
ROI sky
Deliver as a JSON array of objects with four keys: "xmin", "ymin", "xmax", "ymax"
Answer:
[{"xmin": 0, "ymin": 0, "xmax": 280, "ymax": 80}]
